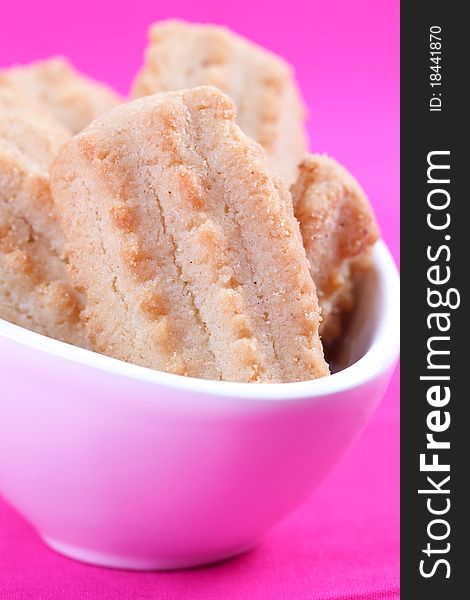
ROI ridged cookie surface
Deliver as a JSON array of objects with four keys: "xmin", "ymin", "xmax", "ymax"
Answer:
[
  {"xmin": 291, "ymin": 154, "xmax": 379, "ymax": 341},
  {"xmin": 51, "ymin": 86, "xmax": 328, "ymax": 382},
  {"xmin": 1, "ymin": 57, "xmax": 121, "ymax": 134},
  {"xmin": 132, "ymin": 20, "xmax": 307, "ymax": 185},
  {"xmin": 0, "ymin": 111, "xmax": 88, "ymax": 346}
]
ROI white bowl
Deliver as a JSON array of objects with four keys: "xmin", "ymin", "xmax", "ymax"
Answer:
[{"xmin": 0, "ymin": 240, "xmax": 399, "ymax": 570}]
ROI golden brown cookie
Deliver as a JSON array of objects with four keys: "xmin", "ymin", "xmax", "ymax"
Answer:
[
  {"xmin": 0, "ymin": 111, "xmax": 88, "ymax": 347},
  {"xmin": 291, "ymin": 154, "xmax": 380, "ymax": 341},
  {"xmin": 131, "ymin": 20, "xmax": 307, "ymax": 184},
  {"xmin": 51, "ymin": 86, "xmax": 328, "ymax": 382},
  {"xmin": 1, "ymin": 57, "xmax": 121, "ymax": 134}
]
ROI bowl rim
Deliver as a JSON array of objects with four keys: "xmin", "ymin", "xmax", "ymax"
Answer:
[{"xmin": 0, "ymin": 240, "xmax": 399, "ymax": 401}]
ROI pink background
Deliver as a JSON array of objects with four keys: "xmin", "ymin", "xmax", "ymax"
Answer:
[{"xmin": 0, "ymin": 0, "xmax": 399, "ymax": 598}]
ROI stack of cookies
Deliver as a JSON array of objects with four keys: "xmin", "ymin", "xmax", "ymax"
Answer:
[{"xmin": 0, "ymin": 20, "xmax": 379, "ymax": 383}]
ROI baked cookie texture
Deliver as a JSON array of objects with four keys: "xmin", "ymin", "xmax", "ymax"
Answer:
[
  {"xmin": 131, "ymin": 20, "xmax": 307, "ymax": 185},
  {"xmin": 0, "ymin": 57, "xmax": 121, "ymax": 134},
  {"xmin": 51, "ymin": 86, "xmax": 328, "ymax": 383},
  {"xmin": 291, "ymin": 154, "xmax": 379, "ymax": 341},
  {"xmin": 0, "ymin": 80, "xmax": 62, "ymax": 132},
  {"xmin": 0, "ymin": 111, "xmax": 88, "ymax": 347}
]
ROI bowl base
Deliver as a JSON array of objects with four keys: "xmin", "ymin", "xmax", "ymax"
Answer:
[{"xmin": 41, "ymin": 534, "xmax": 255, "ymax": 571}]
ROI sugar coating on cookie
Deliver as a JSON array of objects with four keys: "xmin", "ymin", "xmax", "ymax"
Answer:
[
  {"xmin": 0, "ymin": 111, "xmax": 88, "ymax": 347},
  {"xmin": 1, "ymin": 57, "xmax": 121, "ymax": 134},
  {"xmin": 291, "ymin": 154, "xmax": 379, "ymax": 341},
  {"xmin": 51, "ymin": 86, "xmax": 328, "ymax": 382},
  {"xmin": 131, "ymin": 20, "xmax": 307, "ymax": 185}
]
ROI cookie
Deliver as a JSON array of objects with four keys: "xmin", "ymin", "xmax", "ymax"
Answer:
[
  {"xmin": 1, "ymin": 57, "xmax": 121, "ymax": 134},
  {"xmin": 0, "ymin": 79, "xmax": 62, "ymax": 131},
  {"xmin": 0, "ymin": 111, "xmax": 88, "ymax": 347},
  {"xmin": 131, "ymin": 20, "xmax": 307, "ymax": 184},
  {"xmin": 51, "ymin": 86, "xmax": 328, "ymax": 382},
  {"xmin": 291, "ymin": 154, "xmax": 379, "ymax": 341}
]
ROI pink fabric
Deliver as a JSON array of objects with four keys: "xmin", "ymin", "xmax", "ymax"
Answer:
[{"xmin": 0, "ymin": 0, "xmax": 399, "ymax": 598}]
